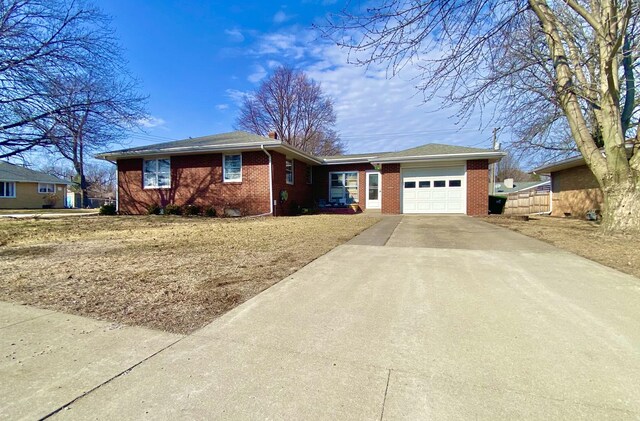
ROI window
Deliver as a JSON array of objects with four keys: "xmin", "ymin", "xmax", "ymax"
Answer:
[
  {"xmin": 434, "ymin": 180, "xmax": 446, "ymax": 188},
  {"xmin": 0, "ymin": 181, "xmax": 16, "ymax": 198},
  {"xmin": 418, "ymin": 181, "xmax": 430, "ymax": 188},
  {"xmin": 143, "ymin": 158, "xmax": 171, "ymax": 188},
  {"xmin": 223, "ymin": 154, "xmax": 242, "ymax": 182},
  {"xmin": 330, "ymin": 172, "xmax": 358, "ymax": 204},
  {"xmin": 305, "ymin": 166, "xmax": 313, "ymax": 184},
  {"xmin": 38, "ymin": 183, "xmax": 55, "ymax": 193},
  {"xmin": 449, "ymin": 180, "xmax": 462, "ymax": 187},
  {"xmin": 404, "ymin": 181, "xmax": 416, "ymax": 188},
  {"xmin": 286, "ymin": 159, "xmax": 294, "ymax": 184}
]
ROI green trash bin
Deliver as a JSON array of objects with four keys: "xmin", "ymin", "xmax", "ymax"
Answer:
[{"xmin": 488, "ymin": 195, "xmax": 507, "ymax": 214}]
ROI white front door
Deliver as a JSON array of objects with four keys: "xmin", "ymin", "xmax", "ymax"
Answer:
[{"xmin": 366, "ymin": 171, "xmax": 381, "ymax": 209}]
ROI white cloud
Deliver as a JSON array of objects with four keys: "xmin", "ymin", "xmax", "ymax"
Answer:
[
  {"xmin": 247, "ymin": 64, "xmax": 267, "ymax": 83},
  {"xmin": 245, "ymin": 29, "xmax": 494, "ymax": 153},
  {"xmin": 216, "ymin": 104, "xmax": 229, "ymax": 110},
  {"xmin": 137, "ymin": 116, "xmax": 166, "ymax": 129},
  {"xmin": 225, "ymin": 89, "xmax": 251, "ymax": 106},
  {"xmin": 224, "ymin": 28, "xmax": 245, "ymax": 43},
  {"xmin": 273, "ymin": 10, "xmax": 292, "ymax": 24}
]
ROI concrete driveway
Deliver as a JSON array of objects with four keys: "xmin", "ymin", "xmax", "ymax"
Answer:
[{"xmin": 3, "ymin": 215, "xmax": 640, "ymax": 419}]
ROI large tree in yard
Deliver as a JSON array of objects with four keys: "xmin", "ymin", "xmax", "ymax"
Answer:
[
  {"xmin": 236, "ymin": 66, "xmax": 344, "ymax": 156},
  {"xmin": 327, "ymin": 1, "xmax": 640, "ymax": 233}
]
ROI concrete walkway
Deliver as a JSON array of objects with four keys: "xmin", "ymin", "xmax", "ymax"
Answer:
[{"xmin": 2, "ymin": 215, "xmax": 640, "ymax": 419}]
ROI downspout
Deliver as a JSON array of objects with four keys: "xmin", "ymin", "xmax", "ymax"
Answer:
[{"xmin": 259, "ymin": 144, "xmax": 274, "ymax": 216}]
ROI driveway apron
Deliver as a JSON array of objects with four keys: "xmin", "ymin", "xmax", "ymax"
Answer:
[{"xmin": 14, "ymin": 215, "xmax": 640, "ymax": 419}]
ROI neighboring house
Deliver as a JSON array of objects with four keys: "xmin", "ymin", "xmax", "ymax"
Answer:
[
  {"xmin": 96, "ymin": 131, "xmax": 505, "ymax": 216},
  {"xmin": 0, "ymin": 161, "xmax": 71, "ymax": 209},
  {"xmin": 532, "ymin": 157, "xmax": 603, "ymax": 217},
  {"xmin": 494, "ymin": 180, "xmax": 551, "ymax": 195}
]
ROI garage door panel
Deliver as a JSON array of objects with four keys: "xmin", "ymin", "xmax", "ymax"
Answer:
[{"xmin": 402, "ymin": 166, "xmax": 466, "ymax": 214}]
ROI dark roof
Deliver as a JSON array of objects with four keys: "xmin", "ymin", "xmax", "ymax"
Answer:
[
  {"xmin": 97, "ymin": 131, "xmax": 505, "ymax": 164},
  {"xmin": 0, "ymin": 161, "xmax": 71, "ymax": 184},
  {"xmin": 381, "ymin": 143, "xmax": 495, "ymax": 158},
  {"xmin": 102, "ymin": 131, "xmax": 275, "ymax": 156}
]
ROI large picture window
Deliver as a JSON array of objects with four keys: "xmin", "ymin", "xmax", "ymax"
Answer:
[
  {"xmin": 143, "ymin": 158, "xmax": 171, "ymax": 188},
  {"xmin": 223, "ymin": 154, "xmax": 242, "ymax": 182},
  {"xmin": 0, "ymin": 181, "xmax": 16, "ymax": 198},
  {"xmin": 330, "ymin": 172, "xmax": 358, "ymax": 204}
]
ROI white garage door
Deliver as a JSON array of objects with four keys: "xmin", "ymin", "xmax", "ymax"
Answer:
[{"xmin": 402, "ymin": 166, "xmax": 466, "ymax": 214}]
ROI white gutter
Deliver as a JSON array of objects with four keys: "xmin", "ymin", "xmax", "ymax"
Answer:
[{"xmin": 260, "ymin": 144, "xmax": 274, "ymax": 216}]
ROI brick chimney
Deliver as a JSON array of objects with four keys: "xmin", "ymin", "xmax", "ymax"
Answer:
[{"xmin": 268, "ymin": 131, "xmax": 278, "ymax": 139}]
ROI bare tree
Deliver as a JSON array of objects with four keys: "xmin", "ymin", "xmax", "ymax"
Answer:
[
  {"xmin": 0, "ymin": 0, "xmax": 132, "ymax": 158},
  {"xmin": 46, "ymin": 72, "xmax": 145, "ymax": 207},
  {"xmin": 496, "ymin": 153, "xmax": 539, "ymax": 182},
  {"xmin": 326, "ymin": 1, "xmax": 640, "ymax": 233},
  {"xmin": 235, "ymin": 66, "xmax": 344, "ymax": 155}
]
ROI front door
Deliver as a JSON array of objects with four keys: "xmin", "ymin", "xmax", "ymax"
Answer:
[{"xmin": 366, "ymin": 172, "xmax": 381, "ymax": 209}]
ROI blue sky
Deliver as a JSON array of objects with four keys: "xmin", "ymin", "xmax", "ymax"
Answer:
[{"xmin": 100, "ymin": 0, "xmax": 499, "ymax": 154}]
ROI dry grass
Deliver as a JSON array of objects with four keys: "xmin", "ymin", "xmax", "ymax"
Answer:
[
  {"xmin": 0, "ymin": 209, "xmax": 96, "ymax": 215},
  {"xmin": 0, "ymin": 214, "xmax": 379, "ymax": 334},
  {"xmin": 482, "ymin": 216, "xmax": 640, "ymax": 279}
]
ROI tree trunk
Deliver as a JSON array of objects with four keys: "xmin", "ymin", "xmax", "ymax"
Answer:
[{"xmin": 601, "ymin": 179, "xmax": 640, "ymax": 233}]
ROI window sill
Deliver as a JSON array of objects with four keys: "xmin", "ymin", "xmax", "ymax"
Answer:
[
  {"xmin": 143, "ymin": 186, "xmax": 171, "ymax": 190},
  {"xmin": 223, "ymin": 180, "xmax": 242, "ymax": 183}
]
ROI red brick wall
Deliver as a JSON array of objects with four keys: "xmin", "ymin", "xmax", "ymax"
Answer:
[
  {"xmin": 313, "ymin": 163, "xmax": 375, "ymax": 210},
  {"xmin": 270, "ymin": 151, "xmax": 313, "ymax": 215},
  {"xmin": 466, "ymin": 159, "xmax": 489, "ymax": 216},
  {"xmin": 117, "ymin": 152, "xmax": 271, "ymax": 215},
  {"xmin": 381, "ymin": 164, "xmax": 401, "ymax": 214}
]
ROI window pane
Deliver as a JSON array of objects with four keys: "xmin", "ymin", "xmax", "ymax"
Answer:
[
  {"xmin": 305, "ymin": 166, "xmax": 312, "ymax": 184},
  {"xmin": 449, "ymin": 180, "xmax": 462, "ymax": 187},
  {"xmin": 368, "ymin": 188, "xmax": 378, "ymax": 200},
  {"xmin": 404, "ymin": 181, "xmax": 416, "ymax": 188},
  {"xmin": 330, "ymin": 173, "xmax": 343, "ymax": 187},
  {"xmin": 224, "ymin": 154, "xmax": 242, "ymax": 181},
  {"xmin": 434, "ymin": 180, "xmax": 446, "ymax": 187},
  {"xmin": 330, "ymin": 187, "xmax": 344, "ymax": 200},
  {"xmin": 144, "ymin": 159, "xmax": 157, "ymax": 173},
  {"xmin": 144, "ymin": 174, "xmax": 157, "ymax": 188},
  {"xmin": 157, "ymin": 174, "xmax": 170, "ymax": 188},
  {"xmin": 0, "ymin": 182, "xmax": 4, "ymax": 197},
  {"xmin": 286, "ymin": 159, "xmax": 293, "ymax": 184},
  {"xmin": 419, "ymin": 181, "xmax": 430, "ymax": 188},
  {"xmin": 8, "ymin": 182, "xmax": 14, "ymax": 196},
  {"xmin": 158, "ymin": 159, "xmax": 170, "ymax": 172}
]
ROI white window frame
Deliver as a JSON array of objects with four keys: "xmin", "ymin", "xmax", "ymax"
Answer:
[
  {"xmin": 329, "ymin": 171, "xmax": 359, "ymax": 204},
  {"xmin": 0, "ymin": 181, "xmax": 16, "ymax": 198},
  {"xmin": 143, "ymin": 157, "xmax": 171, "ymax": 189},
  {"xmin": 38, "ymin": 183, "xmax": 55, "ymax": 193},
  {"xmin": 223, "ymin": 153, "xmax": 242, "ymax": 182},
  {"xmin": 286, "ymin": 159, "xmax": 294, "ymax": 185}
]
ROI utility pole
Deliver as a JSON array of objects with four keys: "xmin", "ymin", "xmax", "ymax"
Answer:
[{"xmin": 490, "ymin": 127, "xmax": 500, "ymax": 195}]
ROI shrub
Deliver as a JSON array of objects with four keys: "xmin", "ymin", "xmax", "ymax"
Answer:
[
  {"xmin": 99, "ymin": 204, "xmax": 117, "ymax": 215},
  {"xmin": 146, "ymin": 203, "xmax": 161, "ymax": 215},
  {"xmin": 183, "ymin": 204, "xmax": 201, "ymax": 216},
  {"xmin": 164, "ymin": 204, "xmax": 182, "ymax": 215},
  {"xmin": 204, "ymin": 206, "xmax": 216, "ymax": 217}
]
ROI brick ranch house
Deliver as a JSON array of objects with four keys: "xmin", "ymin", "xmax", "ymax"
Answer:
[
  {"xmin": 532, "ymin": 156, "xmax": 604, "ymax": 217},
  {"xmin": 96, "ymin": 131, "xmax": 505, "ymax": 216}
]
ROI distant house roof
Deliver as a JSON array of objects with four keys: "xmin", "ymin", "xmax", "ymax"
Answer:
[
  {"xmin": 531, "ymin": 156, "xmax": 585, "ymax": 174},
  {"xmin": 96, "ymin": 131, "xmax": 506, "ymax": 165},
  {"xmin": 494, "ymin": 180, "xmax": 550, "ymax": 194},
  {"xmin": 0, "ymin": 161, "xmax": 72, "ymax": 184}
]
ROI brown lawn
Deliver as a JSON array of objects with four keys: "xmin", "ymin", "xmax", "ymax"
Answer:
[
  {"xmin": 482, "ymin": 215, "xmax": 640, "ymax": 279},
  {"xmin": 0, "ymin": 214, "xmax": 379, "ymax": 334}
]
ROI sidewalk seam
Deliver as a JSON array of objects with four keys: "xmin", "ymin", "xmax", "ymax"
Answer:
[
  {"xmin": 38, "ymin": 335, "xmax": 186, "ymax": 420},
  {"xmin": 379, "ymin": 369, "xmax": 392, "ymax": 421}
]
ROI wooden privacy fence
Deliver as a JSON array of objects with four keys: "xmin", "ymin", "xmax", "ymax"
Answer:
[{"xmin": 503, "ymin": 190, "xmax": 550, "ymax": 215}]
